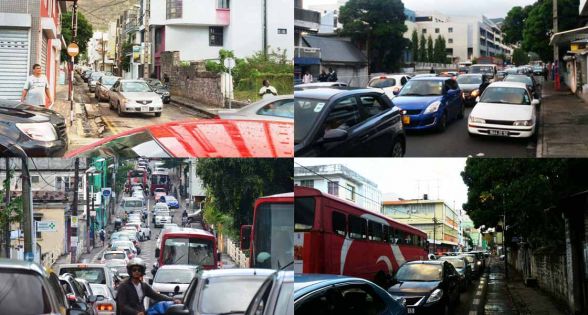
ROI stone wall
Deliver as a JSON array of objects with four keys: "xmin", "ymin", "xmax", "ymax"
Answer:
[{"xmin": 160, "ymin": 51, "xmax": 224, "ymax": 107}]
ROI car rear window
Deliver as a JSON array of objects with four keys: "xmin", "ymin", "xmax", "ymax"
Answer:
[
  {"xmin": 0, "ymin": 269, "xmax": 53, "ymax": 314},
  {"xmin": 60, "ymin": 267, "xmax": 107, "ymax": 284},
  {"xmin": 104, "ymin": 252, "xmax": 126, "ymax": 260},
  {"xmin": 124, "ymin": 200, "xmax": 143, "ymax": 208},
  {"xmin": 369, "ymin": 78, "xmax": 396, "ymax": 88},
  {"xmin": 196, "ymin": 276, "xmax": 268, "ymax": 314}
]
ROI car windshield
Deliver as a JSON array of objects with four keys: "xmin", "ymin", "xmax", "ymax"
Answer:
[
  {"xmin": 256, "ymin": 99, "xmax": 294, "ymax": 118},
  {"xmin": 121, "ymin": 82, "xmax": 152, "ymax": 92},
  {"xmin": 157, "ymin": 211, "xmax": 170, "ymax": 217},
  {"xmin": 293, "ymin": 98, "xmax": 326, "ymax": 143},
  {"xmin": 155, "ymin": 188, "xmax": 166, "ymax": 192},
  {"xmin": 440, "ymin": 258, "xmax": 465, "ymax": 269},
  {"xmin": 479, "ymin": 87, "xmax": 531, "ymax": 105},
  {"xmin": 89, "ymin": 285, "xmax": 112, "ymax": 298},
  {"xmin": 59, "ymin": 267, "xmax": 107, "ymax": 284},
  {"xmin": 396, "ymin": 264, "xmax": 442, "ymax": 281},
  {"xmin": 124, "ymin": 200, "xmax": 143, "ymax": 208},
  {"xmin": 162, "ymin": 237, "xmax": 215, "ymax": 266},
  {"xmin": 102, "ymin": 76, "xmax": 119, "ymax": 86},
  {"xmin": 154, "ymin": 268, "xmax": 196, "ymax": 284},
  {"xmin": 457, "ymin": 76, "xmax": 482, "ymax": 84},
  {"xmin": 504, "ymin": 75, "xmax": 532, "ymax": 86},
  {"xmin": 196, "ymin": 276, "xmax": 268, "ymax": 314},
  {"xmin": 165, "ymin": 197, "xmax": 177, "ymax": 202},
  {"xmin": 0, "ymin": 269, "xmax": 52, "ymax": 315},
  {"xmin": 91, "ymin": 72, "xmax": 104, "ymax": 80},
  {"xmin": 104, "ymin": 252, "xmax": 126, "ymax": 260},
  {"xmin": 369, "ymin": 78, "xmax": 396, "ymax": 88},
  {"xmin": 470, "ymin": 66, "xmax": 495, "ymax": 74},
  {"xmin": 398, "ymin": 80, "xmax": 443, "ymax": 96}
]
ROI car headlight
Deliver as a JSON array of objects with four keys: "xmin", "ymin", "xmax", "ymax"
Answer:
[
  {"xmin": 424, "ymin": 101, "xmax": 441, "ymax": 114},
  {"xmin": 16, "ymin": 122, "xmax": 58, "ymax": 141},
  {"xmin": 427, "ymin": 288, "xmax": 443, "ymax": 303},
  {"xmin": 469, "ymin": 116, "xmax": 486, "ymax": 124},
  {"xmin": 477, "ymin": 261, "xmax": 482, "ymax": 265},
  {"xmin": 513, "ymin": 120, "xmax": 533, "ymax": 126},
  {"xmin": 471, "ymin": 89, "xmax": 480, "ymax": 97}
]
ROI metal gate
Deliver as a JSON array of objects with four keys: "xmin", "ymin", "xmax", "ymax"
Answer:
[{"xmin": 0, "ymin": 28, "xmax": 29, "ymax": 100}]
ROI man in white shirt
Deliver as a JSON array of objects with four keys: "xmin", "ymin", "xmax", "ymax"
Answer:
[
  {"xmin": 21, "ymin": 64, "xmax": 52, "ymax": 107},
  {"xmin": 258, "ymin": 79, "xmax": 278, "ymax": 99}
]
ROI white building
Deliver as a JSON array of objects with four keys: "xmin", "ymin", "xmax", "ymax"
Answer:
[
  {"xmin": 294, "ymin": 164, "xmax": 382, "ymax": 213},
  {"xmin": 87, "ymin": 32, "xmax": 114, "ymax": 73},
  {"xmin": 149, "ymin": 0, "xmax": 292, "ymax": 75},
  {"xmin": 187, "ymin": 159, "xmax": 206, "ymax": 210}
]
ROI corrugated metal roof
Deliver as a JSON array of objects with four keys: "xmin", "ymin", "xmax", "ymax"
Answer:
[{"xmin": 303, "ymin": 35, "xmax": 368, "ymax": 64}]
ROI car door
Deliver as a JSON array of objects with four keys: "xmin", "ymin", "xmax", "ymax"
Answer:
[
  {"xmin": 295, "ymin": 285, "xmax": 344, "ymax": 315},
  {"xmin": 445, "ymin": 79, "xmax": 460, "ymax": 119},
  {"xmin": 444, "ymin": 263, "xmax": 460, "ymax": 305},
  {"xmin": 336, "ymin": 283, "xmax": 394, "ymax": 315},
  {"xmin": 110, "ymin": 81, "xmax": 120, "ymax": 107},
  {"xmin": 355, "ymin": 93, "xmax": 399, "ymax": 156}
]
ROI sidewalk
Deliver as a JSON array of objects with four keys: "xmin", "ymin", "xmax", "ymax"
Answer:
[
  {"xmin": 538, "ymin": 80, "xmax": 588, "ymax": 157},
  {"xmin": 51, "ymin": 242, "xmax": 109, "ymax": 269}
]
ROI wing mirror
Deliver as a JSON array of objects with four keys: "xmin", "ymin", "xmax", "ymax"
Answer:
[
  {"xmin": 322, "ymin": 128, "xmax": 348, "ymax": 143},
  {"xmin": 531, "ymin": 99, "xmax": 540, "ymax": 106}
]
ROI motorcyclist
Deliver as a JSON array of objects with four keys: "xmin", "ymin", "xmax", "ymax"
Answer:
[{"xmin": 116, "ymin": 258, "xmax": 180, "ymax": 315}]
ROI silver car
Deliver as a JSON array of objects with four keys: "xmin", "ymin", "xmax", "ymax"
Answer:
[
  {"xmin": 217, "ymin": 95, "xmax": 293, "ymax": 122},
  {"xmin": 108, "ymin": 80, "xmax": 164, "ymax": 117},
  {"xmin": 148, "ymin": 265, "xmax": 199, "ymax": 306},
  {"xmin": 89, "ymin": 283, "xmax": 117, "ymax": 315},
  {"xmin": 88, "ymin": 72, "xmax": 104, "ymax": 92},
  {"xmin": 95, "ymin": 76, "xmax": 120, "ymax": 102}
]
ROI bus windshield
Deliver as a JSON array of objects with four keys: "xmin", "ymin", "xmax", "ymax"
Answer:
[
  {"xmin": 162, "ymin": 237, "xmax": 215, "ymax": 266},
  {"xmin": 253, "ymin": 202, "xmax": 294, "ymax": 270}
]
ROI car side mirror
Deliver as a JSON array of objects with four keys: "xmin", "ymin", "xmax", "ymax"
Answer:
[
  {"xmin": 475, "ymin": 97, "xmax": 480, "ymax": 103},
  {"xmin": 322, "ymin": 128, "xmax": 348, "ymax": 143},
  {"xmin": 393, "ymin": 90, "xmax": 400, "ymax": 96},
  {"xmin": 164, "ymin": 304, "xmax": 190, "ymax": 315},
  {"xmin": 531, "ymin": 99, "xmax": 540, "ymax": 106},
  {"xmin": 87, "ymin": 295, "xmax": 97, "ymax": 303},
  {"xmin": 149, "ymin": 278, "xmax": 153, "ymax": 285},
  {"xmin": 155, "ymin": 248, "xmax": 160, "ymax": 258}
]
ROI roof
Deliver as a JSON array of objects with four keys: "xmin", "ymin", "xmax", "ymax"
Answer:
[
  {"xmin": 157, "ymin": 264, "xmax": 200, "ymax": 271},
  {"xmin": 294, "ymin": 274, "xmax": 371, "ymax": 298},
  {"xmin": 0, "ymin": 258, "xmax": 46, "ymax": 276},
  {"xmin": 410, "ymin": 76, "xmax": 452, "ymax": 81},
  {"xmin": 294, "ymin": 87, "xmax": 384, "ymax": 100},
  {"xmin": 550, "ymin": 26, "xmax": 588, "ymax": 46},
  {"xmin": 201, "ymin": 268, "xmax": 275, "ymax": 278},
  {"xmin": 487, "ymin": 81, "xmax": 528, "ymax": 89},
  {"xmin": 303, "ymin": 35, "xmax": 368, "ymax": 64}
]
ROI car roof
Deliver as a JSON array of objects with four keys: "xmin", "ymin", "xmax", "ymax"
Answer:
[
  {"xmin": 200, "ymin": 268, "xmax": 275, "ymax": 279},
  {"xmin": 0, "ymin": 258, "xmax": 46, "ymax": 276},
  {"xmin": 410, "ymin": 76, "xmax": 451, "ymax": 82},
  {"xmin": 294, "ymin": 87, "xmax": 384, "ymax": 100},
  {"xmin": 157, "ymin": 264, "xmax": 200, "ymax": 271},
  {"xmin": 404, "ymin": 260, "xmax": 445, "ymax": 266},
  {"xmin": 487, "ymin": 81, "xmax": 528, "ymax": 89},
  {"xmin": 294, "ymin": 274, "xmax": 371, "ymax": 298},
  {"xmin": 58, "ymin": 263, "xmax": 110, "ymax": 268}
]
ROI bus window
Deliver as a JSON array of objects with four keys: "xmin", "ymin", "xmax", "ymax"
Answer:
[
  {"xmin": 163, "ymin": 238, "xmax": 215, "ymax": 266},
  {"xmin": 332, "ymin": 211, "xmax": 346, "ymax": 237},
  {"xmin": 254, "ymin": 202, "xmax": 294, "ymax": 270},
  {"xmin": 368, "ymin": 221, "xmax": 383, "ymax": 242},
  {"xmin": 295, "ymin": 197, "xmax": 315, "ymax": 231},
  {"xmin": 349, "ymin": 215, "xmax": 366, "ymax": 240},
  {"xmin": 383, "ymin": 225, "xmax": 391, "ymax": 243}
]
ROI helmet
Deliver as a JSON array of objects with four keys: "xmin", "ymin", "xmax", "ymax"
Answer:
[{"xmin": 127, "ymin": 257, "xmax": 147, "ymax": 276}]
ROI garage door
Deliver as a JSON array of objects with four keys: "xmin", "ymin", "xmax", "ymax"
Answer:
[{"xmin": 0, "ymin": 28, "xmax": 29, "ymax": 100}]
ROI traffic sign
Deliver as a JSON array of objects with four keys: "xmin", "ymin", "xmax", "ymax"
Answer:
[
  {"xmin": 67, "ymin": 43, "xmax": 79, "ymax": 57},
  {"xmin": 71, "ymin": 216, "xmax": 78, "ymax": 227},
  {"xmin": 223, "ymin": 58, "xmax": 235, "ymax": 69},
  {"xmin": 36, "ymin": 221, "xmax": 57, "ymax": 232},
  {"xmin": 102, "ymin": 188, "xmax": 112, "ymax": 198}
]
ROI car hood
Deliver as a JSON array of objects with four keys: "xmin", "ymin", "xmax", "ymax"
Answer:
[
  {"xmin": 388, "ymin": 280, "xmax": 441, "ymax": 295},
  {"xmin": 121, "ymin": 92, "xmax": 162, "ymax": 101},
  {"xmin": 459, "ymin": 84, "xmax": 480, "ymax": 91},
  {"xmin": 151, "ymin": 282, "xmax": 190, "ymax": 294},
  {"xmin": 64, "ymin": 119, "xmax": 293, "ymax": 158},
  {"xmin": 471, "ymin": 102, "xmax": 534, "ymax": 121},
  {"xmin": 0, "ymin": 105, "xmax": 53, "ymax": 124},
  {"xmin": 392, "ymin": 96, "xmax": 442, "ymax": 110}
]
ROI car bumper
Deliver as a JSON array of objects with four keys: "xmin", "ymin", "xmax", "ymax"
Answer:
[
  {"xmin": 18, "ymin": 138, "xmax": 68, "ymax": 157},
  {"xmin": 403, "ymin": 112, "xmax": 440, "ymax": 130},
  {"xmin": 122, "ymin": 103, "xmax": 163, "ymax": 113},
  {"xmin": 468, "ymin": 123, "xmax": 535, "ymax": 138}
]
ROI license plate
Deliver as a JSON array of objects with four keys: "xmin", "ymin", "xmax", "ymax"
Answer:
[
  {"xmin": 141, "ymin": 106, "xmax": 149, "ymax": 112},
  {"xmin": 407, "ymin": 308, "xmax": 415, "ymax": 314},
  {"xmin": 402, "ymin": 116, "xmax": 410, "ymax": 125},
  {"xmin": 489, "ymin": 130, "xmax": 509, "ymax": 136}
]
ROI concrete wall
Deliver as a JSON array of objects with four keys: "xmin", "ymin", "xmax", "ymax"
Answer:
[
  {"xmin": 165, "ymin": 25, "xmax": 220, "ymax": 61},
  {"xmin": 160, "ymin": 51, "xmax": 223, "ymax": 107}
]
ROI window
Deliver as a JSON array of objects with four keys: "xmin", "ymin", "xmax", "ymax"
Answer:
[
  {"xmin": 300, "ymin": 180, "xmax": 314, "ymax": 188},
  {"xmin": 435, "ymin": 28, "xmax": 439, "ymax": 33},
  {"xmin": 295, "ymin": 197, "xmax": 315, "ymax": 231},
  {"xmin": 346, "ymin": 184, "xmax": 356, "ymax": 202},
  {"xmin": 332, "ymin": 211, "xmax": 346, "ymax": 236},
  {"xmin": 166, "ymin": 0, "xmax": 183, "ymax": 19},
  {"xmin": 256, "ymin": 99, "xmax": 293, "ymax": 119},
  {"xmin": 217, "ymin": 0, "xmax": 229, "ymax": 9},
  {"xmin": 277, "ymin": 29, "xmax": 287, "ymax": 34},
  {"xmin": 348, "ymin": 215, "xmax": 366, "ymax": 239},
  {"xmin": 359, "ymin": 95, "xmax": 389, "ymax": 119},
  {"xmin": 323, "ymin": 96, "xmax": 361, "ymax": 133},
  {"xmin": 448, "ymin": 27, "xmax": 453, "ymax": 33},
  {"xmin": 368, "ymin": 221, "xmax": 383, "ymax": 242},
  {"xmin": 339, "ymin": 285, "xmax": 386, "ymax": 314},
  {"xmin": 34, "ymin": 217, "xmax": 42, "ymax": 238},
  {"xmin": 422, "ymin": 29, "xmax": 427, "ymax": 34},
  {"xmin": 31, "ymin": 176, "xmax": 40, "ymax": 184},
  {"xmin": 209, "ymin": 27, "xmax": 223, "ymax": 46},
  {"xmin": 448, "ymin": 38, "xmax": 453, "ymax": 44},
  {"xmin": 327, "ymin": 181, "xmax": 339, "ymax": 195}
]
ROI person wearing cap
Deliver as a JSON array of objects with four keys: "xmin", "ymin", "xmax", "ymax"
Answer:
[{"xmin": 116, "ymin": 258, "xmax": 180, "ymax": 315}]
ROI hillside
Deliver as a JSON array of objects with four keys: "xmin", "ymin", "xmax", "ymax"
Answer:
[{"xmin": 71, "ymin": 0, "xmax": 139, "ymax": 31}]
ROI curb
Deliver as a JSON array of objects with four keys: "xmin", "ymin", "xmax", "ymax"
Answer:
[
  {"xmin": 170, "ymin": 99, "xmax": 218, "ymax": 118},
  {"xmin": 536, "ymin": 96, "xmax": 545, "ymax": 158},
  {"xmin": 469, "ymin": 272, "xmax": 489, "ymax": 315}
]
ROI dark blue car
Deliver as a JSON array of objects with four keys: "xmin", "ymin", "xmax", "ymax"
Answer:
[
  {"xmin": 392, "ymin": 77, "xmax": 464, "ymax": 132},
  {"xmin": 295, "ymin": 274, "xmax": 408, "ymax": 315}
]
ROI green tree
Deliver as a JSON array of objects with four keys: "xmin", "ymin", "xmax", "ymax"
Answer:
[
  {"xmin": 502, "ymin": 5, "xmax": 532, "ymax": 45},
  {"xmin": 195, "ymin": 159, "xmax": 292, "ymax": 237},
  {"xmin": 411, "ymin": 29, "xmax": 419, "ymax": 62},
  {"xmin": 433, "ymin": 35, "xmax": 448, "ymax": 63},
  {"xmin": 339, "ymin": 0, "xmax": 408, "ymax": 72},
  {"xmin": 61, "ymin": 11, "xmax": 93, "ymax": 63},
  {"xmin": 114, "ymin": 160, "xmax": 134, "ymax": 199},
  {"xmin": 0, "ymin": 169, "xmax": 24, "ymax": 235},
  {"xmin": 419, "ymin": 33, "xmax": 427, "ymax": 62},
  {"xmin": 120, "ymin": 40, "xmax": 133, "ymax": 73},
  {"xmin": 427, "ymin": 35, "xmax": 434, "ymax": 62},
  {"xmin": 512, "ymin": 48, "xmax": 530, "ymax": 66},
  {"xmin": 461, "ymin": 159, "xmax": 588, "ymax": 248}
]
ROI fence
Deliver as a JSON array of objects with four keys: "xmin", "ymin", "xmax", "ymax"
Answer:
[{"xmin": 225, "ymin": 237, "xmax": 249, "ymax": 268}]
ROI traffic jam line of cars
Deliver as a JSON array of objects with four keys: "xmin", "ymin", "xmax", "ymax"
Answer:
[{"xmin": 294, "ymin": 64, "xmax": 542, "ymax": 157}]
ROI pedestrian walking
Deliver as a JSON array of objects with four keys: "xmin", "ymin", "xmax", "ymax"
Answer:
[
  {"xmin": 99, "ymin": 228, "xmax": 106, "ymax": 247},
  {"xmin": 163, "ymin": 73, "xmax": 170, "ymax": 85},
  {"xmin": 258, "ymin": 79, "xmax": 278, "ymax": 99},
  {"xmin": 318, "ymin": 70, "xmax": 329, "ymax": 82},
  {"xmin": 21, "ymin": 64, "xmax": 53, "ymax": 107},
  {"xmin": 543, "ymin": 64, "xmax": 548, "ymax": 81},
  {"xmin": 302, "ymin": 71, "xmax": 313, "ymax": 84},
  {"xmin": 327, "ymin": 67, "xmax": 338, "ymax": 82}
]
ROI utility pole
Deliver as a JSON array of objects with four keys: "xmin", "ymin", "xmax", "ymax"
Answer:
[
  {"xmin": 262, "ymin": 0, "xmax": 268, "ymax": 57},
  {"xmin": 70, "ymin": 158, "xmax": 79, "ymax": 263},
  {"xmin": 432, "ymin": 216, "xmax": 438, "ymax": 254},
  {"xmin": 4, "ymin": 158, "xmax": 10, "ymax": 258},
  {"xmin": 85, "ymin": 170, "xmax": 90, "ymax": 254},
  {"xmin": 553, "ymin": 0, "xmax": 559, "ymax": 62},
  {"xmin": 22, "ymin": 158, "xmax": 33, "ymax": 261},
  {"xmin": 101, "ymin": 32, "xmax": 106, "ymax": 72},
  {"xmin": 143, "ymin": 0, "xmax": 151, "ymax": 79}
]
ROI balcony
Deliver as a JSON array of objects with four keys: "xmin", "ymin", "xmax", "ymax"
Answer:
[
  {"xmin": 124, "ymin": 15, "xmax": 139, "ymax": 34},
  {"xmin": 295, "ymin": 46, "xmax": 321, "ymax": 59},
  {"xmin": 295, "ymin": 8, "xmax": 320, "ymax": 31}
]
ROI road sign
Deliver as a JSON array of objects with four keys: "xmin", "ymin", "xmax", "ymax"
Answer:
[
  {"xmin": 36, "ymin": 221, "xmax": 57, "ymax": 232},
  {"xmin": 102, "ymin": 188, "xmax": 112, "ymax": 198},
  {"xmin": 71, "ymin": 216, "xmax": 78, "ymax": 227},
  {"xmin": 223, "ymin": 58, "xmax": 235, "ymax": 69},
  {"xmin": 67, "ymin": 43, "xmax": 79, "ymax": 57},
  {"xmin": 71, "ymin": 236, "xmax": 78, "ymax": 244}
]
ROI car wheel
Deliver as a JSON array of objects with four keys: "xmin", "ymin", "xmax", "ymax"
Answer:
[
  {"xmin": 390, "ymin": 140, "xmax": 404, "ymax": 157},
  {"xmin": 155, "ymin": 112, "xmax": 161, "ymax": 117},
  {"xmin": 457, "ymin": 104, "xmax": 465, "ymax": 119},
  {"xmin": 117, "ymin": 102, "xmax": 124, "ymax": 117},
  {"xmin": 437, "ymin": 112, "xmax": 447, "ymax": 132}
]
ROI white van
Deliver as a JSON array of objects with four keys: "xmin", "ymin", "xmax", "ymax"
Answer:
[{"xmin": 469, "ymin": 64, "xmax": 498, "ymax": 79}]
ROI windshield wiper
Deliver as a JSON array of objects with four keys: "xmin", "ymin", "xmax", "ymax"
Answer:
[{"xmin": 280, "ymin": 261, "xmax": 294, "ymax": 270}]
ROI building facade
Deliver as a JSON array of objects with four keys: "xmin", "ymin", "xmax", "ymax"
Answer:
[
  {"xmin": 382, "ymin": 198, "xmax": 459, "ymax": 254},
  {"xmin": 294, "ymin": 164, "xmax": 382, "ymax": 213},
  {"xmin": 187, "ymin": 159, "xmax": 206, "ymax": 210}
]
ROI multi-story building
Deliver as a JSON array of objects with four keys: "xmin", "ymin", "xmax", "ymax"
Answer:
[
  {"xmin": 187, "ymin": 159, "xmax": 206, "ymax": 210},
  {"xmin": 0, "ymin": 0, "xmax": 67, "ymax": 104},
  {"xmin": 88, "ymin": 32, "xmax": 114, "ymax": 73},
  {"xmin": 382, "ymin": 198, "xmax": 460, "ymax": 254},
  {"xmin": 294, "ymin": 164, "xmax": 382, "ymax": 213},
  {"xmin": 461, "ymin": 215, "xmax": 485, "ymax": 251}
]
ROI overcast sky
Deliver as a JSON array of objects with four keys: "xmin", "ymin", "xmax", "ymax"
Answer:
[
  {"xmin": 295, "ymin": 158, "xmax": 469, "ymax": 213},
  {"xmin": 304, "ymin": 0, "xmax": 537, "ymax": 18}
]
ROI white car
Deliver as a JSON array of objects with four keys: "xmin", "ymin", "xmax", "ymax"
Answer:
[
  {"xmin": 294, "ymin": 82, "xmax": 348, "ymax": 90},
  {"xmin": 148, "ymin": 265, "xmax": 199, "ymax": 305},
  {"xmin": 367, "ymin": 74, "xmax": 411, "ymax": 99},
  {"xmin": 217, "ymin": 95, "xmax": 293, "ymax": 122},
  {"xmin": 100, "ymin": 251, "xmax": 128, "ymax": 264},
  {"xmin": 155, "ymin": 210, "xmax": 172, "ymax": 228},
  {"xmin": 109, "ymin": 79, "xmax": 164, "ymax": 117},
  {"xmin": 468, "ymin": 81, "xmax": 538, "ymax": 138}
]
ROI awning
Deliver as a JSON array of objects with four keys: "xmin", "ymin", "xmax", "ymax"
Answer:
[{"xmin": 550, "ymin": 26, "xmax": 588, "ymax": 46}]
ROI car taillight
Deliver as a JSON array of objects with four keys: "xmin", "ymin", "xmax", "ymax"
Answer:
[{"xmin": 97, "ymin": 304, "xmax": 114, "ymax": 311}]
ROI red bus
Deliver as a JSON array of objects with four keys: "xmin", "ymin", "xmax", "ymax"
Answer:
[
  {"xmin": 127, "ymin": 169, "xmax": 148, "ymax": 192},
  {"xmin": 154, "ymin": 228, "xmax": 219, "ymax": 270},
  {"xmin": 294, "ymin": 186, "xmax": 428, "ymax": 287},
  {"xmin": 150, "ymin": 170, "xmax": 170, "ymax": 195},
  {"xmin": 241, "ymin": 192, "xmax": 293, "ymax": 270}
]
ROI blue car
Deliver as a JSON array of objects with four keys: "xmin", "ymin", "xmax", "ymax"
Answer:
[
  {"xmin": 295, "ymin": 274, "xmax": 407, "ymax": 315},
  {"xmin": 392, "ymin": 77, "xmax": 464, "ymax": 131},
  {"xmin": 162, "ymin": 195, "xmax": 179, "ymax": 209}
]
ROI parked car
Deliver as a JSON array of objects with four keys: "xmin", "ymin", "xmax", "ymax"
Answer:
[
  {"xmin": 217, "ymin": 95, "xmax": 294, "ymax": 122},
  {"xmin": 0, "ymin": 99, "xmax": 68, "ymax": 157},
  {"xmin": 89, "ymin": 284, "xmax": 117, "ymax": 315},
  {"xmin": 468, "ymin": 81, "xmax": 538, "ymax": 138},
  {"xmin": 456, "ymin": 74, "xmax": 490, "ymax": 106},
  {"xmin": 144, "ymin": 78, "xmax": 171, "ymax": 104},
  {"xmin": 388, "ymin": 260, "xmax": 460, "ymax": 315},
  {"xmin": 147, "ymin": 265, "xmax": 200, "ymax": 306},
  {"xmin": 100, "ymin": 251, "xmax": 128, "ymax": 264},
  {"xmin": 461, "ymin": 254, "xmax": 482, "ymax": 278},
  {"xmin": 63, "ymin": 119, "xmax": 293, "ymax": 158},
  {"xmin": 163, "ymin": 269, "xmax": 275, "ymax": 315},
  {"xmin": 95, "ymin": 76, "xmax": 120, "ymax": 102},
  {"xmin": 294, "ymin": 274, "xmax": 407, "ymax": 315},
  {"xmin": 56, "ymin": 263, "xmax": 119, "ymax": 293},
  {"xmin": 294, "ymin": 82, "xmax": 348, "ymax": 90},
  {"xmin": 503, "ymin": 74, "xmax": 542, "ymax": 100},
  {"xmin": 294, "ymin": 88, "xmax": 406, "ymax": 157},
  {"xmin": 367, "ymin": 74, "xmax": 412, "ymax": 99},
  {"xmin": 438, "ymin": 256, "xmax": 472, "ymax": 292},
  {"xmin": 0, "ymin": 258, "xmax": 92, "ymax": 315},
  {"xmin": 88, "ymin": 72, "xmax": 104, "ymax": 92},
  {"xmin": 82, "ymin": 69, "xmax": 93, "ymax": 82},
  {"xmin": 108, "ymin": 79, "xmax": 164, "ymax": 117},
  {"xmin": 392, "ymin": 77, "xmax": 464, "ymax": 132},
  {"xmin": 532, "ymin": 65, "xmax": 545, "ymax": 76}
]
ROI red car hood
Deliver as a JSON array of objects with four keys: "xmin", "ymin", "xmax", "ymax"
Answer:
[{"xmin": 65, "ymin": 118, "xmax": 293, "ymax": 157}]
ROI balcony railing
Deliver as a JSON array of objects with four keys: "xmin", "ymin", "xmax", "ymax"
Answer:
[
  {"xmin": 295, "ymin": 46, "xmax": 321, "ymax": 59},
  {"xmin": 295, "ymin": 8, "xmax": 320, "ymax": 24}
]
